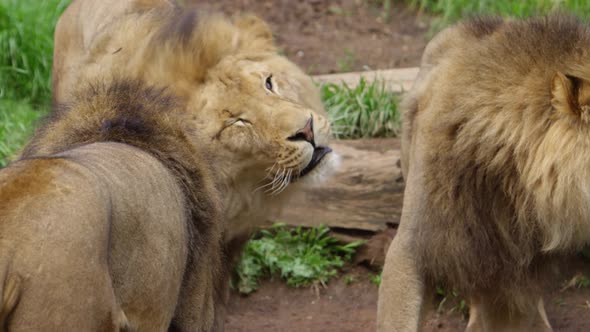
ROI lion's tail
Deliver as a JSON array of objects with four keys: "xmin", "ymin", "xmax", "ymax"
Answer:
[{"xmin": 0, "ymin": 260, "xmax": 20, "ymax": 328}]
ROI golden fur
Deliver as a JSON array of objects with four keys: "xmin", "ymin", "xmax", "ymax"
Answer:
[
  {"xmin": 52, "ymin": 0, "xmax": 336, "ymax": 254},
  {"xmin": 0, "ymin": 1, "xmax": 335, "ymax": 329},
  {"xmin": 379, "ymin": 15, "xmax": 590, "ymax": 331},
  {"xmin": 2, "ymin": 80, "xmax": 225, "ymax": 331}
]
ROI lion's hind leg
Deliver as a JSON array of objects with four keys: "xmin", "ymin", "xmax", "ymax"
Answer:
[
  {"xmin": 466, "ymin": 297, "xmax": 552, "ymax": 332},
  {"xmin": 0, "ymin": 262, "xmax": 21, "ymax": 330}
]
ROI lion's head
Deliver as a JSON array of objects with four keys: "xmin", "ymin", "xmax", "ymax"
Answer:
[
  {"xmin": 141, "ymin": 13, "xmax": 336, "ymax": 195},
  {"xmin": 52, "ymin": 2, "xmax": 337, "ymax": 243},
  {"xmin": 191, "ymin": 54, "xmax": 334, "ymax": 192}
]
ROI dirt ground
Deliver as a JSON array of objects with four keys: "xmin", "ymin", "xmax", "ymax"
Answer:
[
  {"xmin": 225, "ymin": 255, "xmax": 590, "ymax": 332},
  {"xmin": 190, "ymin": 1, "xmax": 590, "ymax": 330},
  {"xmin": 195, "ymin": 0, "xmax": 430, "ymax": 74}
]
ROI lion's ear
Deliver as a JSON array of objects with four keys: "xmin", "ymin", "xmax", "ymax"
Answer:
[
  {"xmin": 551, "ymin": 72, "xmax": 590, "ymax": 118},
  {"xmin": 233, "ymin": 14, "xmax": 276, "ymax": 53}
]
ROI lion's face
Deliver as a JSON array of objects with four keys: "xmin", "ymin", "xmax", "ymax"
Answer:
[{"xmin": 187, "ymin": 53, "xmax": 335, "ymax": 194}]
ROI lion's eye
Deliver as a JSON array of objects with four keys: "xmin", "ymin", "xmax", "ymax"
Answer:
[{"xmin": 265, "ymin": 75, "xmax": 273, "ymax": 91}]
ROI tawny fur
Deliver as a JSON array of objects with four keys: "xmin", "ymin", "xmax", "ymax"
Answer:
[
  {"xmin": 379, "ymin": 14, "xmax": 590, "ymax": 331},
  {"xmin": 2, "ymin": 0, "xmax": 336, "ymax": 328},
  {"xmin": 51, "ymin": 0, "xmax": 336, "ymax": 256},
  {"xmin": 3, "ymin": 80, "xmax": 225, "ymax": 331}
]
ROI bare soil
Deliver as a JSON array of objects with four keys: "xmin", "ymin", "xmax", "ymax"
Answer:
[
  {"xmin": 225, "ymin": 253, "xmax": 590, "ymax": 332},
  {"xmin": 190, "ymin": 1, "xmax": 590, "ymax": 330},
  {"xmin": 195, "ymin": 0, "xmax": 430, "ymax": 74}
]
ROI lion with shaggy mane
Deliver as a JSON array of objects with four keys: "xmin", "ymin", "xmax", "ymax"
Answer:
[
  {"xmin": 0, "ymin": 0, "xmax": 335, "ymax": 330},
  {"xmin": 52, "ymin": 0, "xmax": 336, "ymax": 254},
  {"xmin": 379, "ymin": 15, "xmax": 590, "ymax": 331}
]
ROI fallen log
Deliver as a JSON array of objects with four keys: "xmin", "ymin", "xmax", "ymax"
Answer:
[{"xmin": 274, "ymin": 138, "xmax": 404, "ymax": 232}]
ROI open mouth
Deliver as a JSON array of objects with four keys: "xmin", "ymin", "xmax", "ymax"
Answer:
[{"xmin": 298, "ymin": 146, "xmax": 332, "ymax": 178}]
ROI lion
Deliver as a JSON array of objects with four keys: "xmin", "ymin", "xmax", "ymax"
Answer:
[
  {"xmin": 51, "ymin": 0, "xmax": 335, "ymax": 260},
  {"xmin": 378, "ymin": 15, "xmax": 590, "ymax": 331},
  {"xmin": 2, "ymin": 80, "xmax": 225, "ymax": 331},
  {"xmin": 1, "ymin": 1, "xmax": 335, "ymax": 329}
]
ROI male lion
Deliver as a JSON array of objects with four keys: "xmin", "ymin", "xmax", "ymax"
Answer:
[
  {"xmin": 3, "ymin": 3, "xmax": 335, "ymax": 329},
  {"xmin": 52, "ymin": 0, "xmax": 336, "ymax": 259},
  {"xmin": 378, "ymin": 15, "xmax": 590, "ymax": 331},
  {"xmin": 2, "ymin": 80, "xmax": 225, "ymax": 331}
]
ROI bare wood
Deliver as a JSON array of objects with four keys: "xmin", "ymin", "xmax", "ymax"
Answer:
[
  {"xmin": 312, "ymin": 67, "xmax": 419, "ymax": 92},
  {"xmin": 274, "ymin": 138, "xmax": 404, "ymax": 232}
]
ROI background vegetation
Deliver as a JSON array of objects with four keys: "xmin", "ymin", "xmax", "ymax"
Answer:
[
  {"xmin": 321, "ymin": 78, "xmax": 400, "ymax": 139},
  {"xmin": 408, "ymin": 0, "xmax": 590, "ymax": 30},
  {"xmin": 0, "ymin": 0, "xmax": 69, "ymax": 165},
  {"xmin": 235, "ymin": 224, "xmax": 363, "ymax": 294},
  {"xmin": 1, "ymin": 0, "xmax": 70, "ymax": 104}
]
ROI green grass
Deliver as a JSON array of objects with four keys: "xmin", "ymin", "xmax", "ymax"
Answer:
[
  {"xmin": 235, "ymin": 223, "xmax": 364, "ymax": 294},
  {"xmin": 369, "ymin": 272, "xmax": 382, "ymax": 286},
  {"xmin": 409, "ymin": 0, "xmax": 590, "ymax": 30},
  {"xmin": 576, "ymin": 275, "xmax": 590, "ymax": 288},
  {"xmin": 0, "ymin": 0, "xmax": 70, "ymax": 105},
  {"xmin": 321, "ymin": 78, "xmax": 401, "ymax": 139},
  {"xmin": 0, "ymin": 0, "xmax": 69, "ymax": 166},
  {"xmin": 343, "ymin": 274, "xmax": 357, "ymax": 285},
  {"xmin": 436, "ymin": 287, "xmax": 469, "ymax": 317},
  {"xmin": 562, "ymin": 273, "xmax": 590, "ymax": 292},
  {"xmin": 0, "ymin": 100, "xmax": 44, "ymax": 166},
  {"xmin": 336, "ymin": 49, "xmax": 356, "ymax": 72}
]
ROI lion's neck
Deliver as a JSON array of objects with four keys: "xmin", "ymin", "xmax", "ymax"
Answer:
[{"xmin": 212, "ymin": 164, "xmax": 292, "ymax": 242}]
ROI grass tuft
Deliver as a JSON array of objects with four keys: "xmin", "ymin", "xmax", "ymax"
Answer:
[
  {"xmin": 409, "ymin": 0, "xmax": 590, "ymax": 31},
  {"xmin": 436, "ymin": 287, "xmax": 469, "ymax": 317},
  {"xmin": 0, "ymin": 100, "xmax": 44, "ymax": 167},
  {"xmin": 0, "ymin": 0, "xmax": 70, "ymax": 105},
  {"xmin": 562, "ymin": 273, "xmax": 590, "ymax": 291},
  {"xmin": 235, "ymin": 223, "xmax": 364, "ymax": 294},
  {"xmin": 321, "ymin": 78, "xmax": 401, "ymax": 139},
  {"xmin": 369, "ymin": 272, "xmax": 382, "ymax": 286}
]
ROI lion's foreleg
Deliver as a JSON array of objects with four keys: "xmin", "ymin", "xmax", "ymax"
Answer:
[{"xmin": 377, "ymin": 224, "xmax": 426, "ymax": 332}]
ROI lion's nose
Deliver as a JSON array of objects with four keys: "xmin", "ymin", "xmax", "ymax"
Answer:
[{"xmin": 288, "ymin": 116, "xmax": 315, "ymax": 147}]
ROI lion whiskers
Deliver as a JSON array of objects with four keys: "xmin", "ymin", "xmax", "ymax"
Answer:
[
  {"xmin": 252, "ymin": 163, "xmax": 295, "ymax": 196},
  {"xmin": 269, "ymin": 168, "xmax": 293, "ymax": 196}
]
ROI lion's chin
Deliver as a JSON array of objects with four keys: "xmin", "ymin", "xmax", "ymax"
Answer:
[
  {"xmin": 294, "ymin": 148, "xmax": 340, "ymax": 186},
  {"xmin": 298, "ymin": 146, "xmax": 332, "ymax": 177}
]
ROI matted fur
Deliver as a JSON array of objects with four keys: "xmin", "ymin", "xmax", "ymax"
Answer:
[
  {"xmin": 52, "ymin": 0, "xmax": 336, "ymax": 257},
  {"xmin": 2, "ymin": 79, "xmax": 226, "ymax": 330},
  {"xmin": 379, "ymin": 14, "xmax": 590, "ymax": 331}
]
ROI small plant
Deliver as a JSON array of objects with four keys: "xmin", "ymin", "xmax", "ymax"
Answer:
[
  {"xmin": 369, "ymin": 0, "xmax": 392, "ymax": 23},
  {"xmin": 343, "ymin": 275, "xmax": 356, "ymax": 285},
  {"xmin": 235, "ymin": 223, "xmax": 364, "ymax": 294},
  {"xmin": 577, "ymin": 276, "xmax": 590, "ymax": 289},
  {"xmin": 562, "ymin": 273, "xmax": 590, "ymax": 291},
  {"xmin": 554, "ymin": 297, "xmax": 566, "ymax": 307},
  {"xmin": 369, "ymin": 273, "xmax": 382, "ymax": 286},
  {"xmin": 436, "ymin": 287, "xmax": 469, "ymax": 317},
  {"xmin": 336, "ymin": 50, "xmax": 356, "ymax": 72},
  {"xmin": 321, "ymin": 78, "xmax": 401, "ymax": 139}
]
